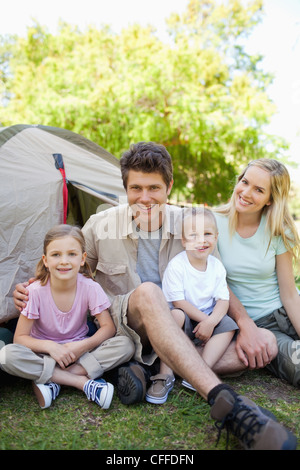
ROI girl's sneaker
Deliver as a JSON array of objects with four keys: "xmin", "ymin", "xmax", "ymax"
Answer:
[
  {"xmin": 84, "ymin": 378, "xmax": 114, "ymax": 409},
  {"xmin": 33, "ymin": 382, "xmax": 61, "ymax": 409}
]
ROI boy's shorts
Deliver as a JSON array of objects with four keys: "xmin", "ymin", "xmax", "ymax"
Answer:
[{"xmin": 183, "ymin": 312, "xmax": 239, "ymax": 344}]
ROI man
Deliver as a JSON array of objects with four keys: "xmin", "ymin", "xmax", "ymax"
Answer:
[{"xmin": 13, "ymin": 142, "xmax": 297, "ymax": 450}]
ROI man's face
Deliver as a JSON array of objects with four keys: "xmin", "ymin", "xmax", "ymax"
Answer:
[{"xmin": 126, "ymin": 170, "xmax": 173, "ymax": 231}]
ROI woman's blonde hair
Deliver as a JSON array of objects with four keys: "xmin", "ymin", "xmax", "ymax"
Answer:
[
  {"xmin": 35, "ymin": 224, "xmax": 93, "ymax": 286},
  {"xmin": 215, "ymin": 159, "xmax": 300, "ymax": 258}
]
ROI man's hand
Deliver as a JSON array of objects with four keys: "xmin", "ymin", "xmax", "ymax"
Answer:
[
  {"xmin": 235, "ymin": 321, "xmax": 274, "ymax": 369},
  {"xmin": 13, "ymin": 278, "xmax": 35, "ymax": 312}
]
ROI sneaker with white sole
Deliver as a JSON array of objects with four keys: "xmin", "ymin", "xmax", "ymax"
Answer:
[
  {"xmin": 33, "ymin": 382, "xmax": 61, "ymax": 409},
  {"xmin": 181, "ymin": 379, "xmax": 196, "ymax": 392},
  {"xmin": 146, "ymin": 374, "xmax": 175, "ymax": 404},
  {"xmin": 84, "ymin": 378, "xmax": 114, "ymax": 409}
]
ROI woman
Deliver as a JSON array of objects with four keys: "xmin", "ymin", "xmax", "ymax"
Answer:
[{"xmin": 214, "ymin": 158, "xmax": 300, "ymax": 387}]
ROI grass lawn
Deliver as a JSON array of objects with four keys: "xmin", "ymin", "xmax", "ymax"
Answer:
[{"xmin": 0, "ymin": 368, "xmax": 299, "ymax": 451}]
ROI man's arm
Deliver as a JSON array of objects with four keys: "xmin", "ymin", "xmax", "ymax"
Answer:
[
  {"xmin": 82, "ymin": 217, "xmax": 98, "ymax": 273},
  {"xmin": 13, "ymin": 278, "xmax": 35, "ymax": 312}
]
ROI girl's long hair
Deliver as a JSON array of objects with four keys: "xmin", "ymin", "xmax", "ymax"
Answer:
[
  {"xmin": 214, "ymin": 159, "xmax": 300, "ymax": 259},
  {"xmin": 35, "ymin": 224, "xmax": 94, "ymax": 286}
]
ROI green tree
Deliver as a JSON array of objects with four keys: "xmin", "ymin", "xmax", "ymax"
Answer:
[{"xmin": 0, "ymin": 1, "xmax": 290, "ymax": 205}]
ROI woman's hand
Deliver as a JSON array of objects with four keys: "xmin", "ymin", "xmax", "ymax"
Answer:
[{"xmin": 235, "ymin": 321, "xmax": 275, "ymax": 369}]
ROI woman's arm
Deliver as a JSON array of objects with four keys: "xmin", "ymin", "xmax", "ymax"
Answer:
[{"xmin": 276, "ymin": 251, "xmax": 300, "ymax": 337}]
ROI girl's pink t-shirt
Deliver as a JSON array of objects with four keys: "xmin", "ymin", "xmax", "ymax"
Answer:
[{"xmin": 21, "ymin": 273, "xmax": 111, "ymax": 343}]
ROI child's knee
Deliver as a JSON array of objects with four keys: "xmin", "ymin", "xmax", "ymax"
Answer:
[
  {"xmin": 0, "ymin": 344, "xmax": 17, "ymax": 367},
  {"xmin": 117, "ymin": 335, "xmax": 135, "ymax": 361},
  {"xmin": 171, "ymin": 308, "xmax": 185, "ymax": 327}
]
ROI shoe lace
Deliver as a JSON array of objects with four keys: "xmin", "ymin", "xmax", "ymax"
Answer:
[
  {"xmin": 48, "ymin": 382, "xmax": 60, "ymax": 400},
  {"xmin": 84, "ymin": 380, "xmax": 104, "ymax": 406},
  {"xmin": 214, "ymin": 397, "xmax": 266, "ymax": 449}
]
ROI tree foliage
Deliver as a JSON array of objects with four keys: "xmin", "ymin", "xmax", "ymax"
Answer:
[{"xmin": 0, "ymin": 0, "xmax": 289, "ymax": 205}]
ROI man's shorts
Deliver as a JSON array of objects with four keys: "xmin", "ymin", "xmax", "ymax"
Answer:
[{"xmin": 109, "ymin": 291, "xmax": 158, "ymax": 366}]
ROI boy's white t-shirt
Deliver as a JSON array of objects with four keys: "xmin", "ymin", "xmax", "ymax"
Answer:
[
  {"xmin": 214, "ymin": 213, "xmax": 287, "ymax": 321},
  {"xmin": 162, "ymin": 251, "xmax": 229, "ymax": 315}
]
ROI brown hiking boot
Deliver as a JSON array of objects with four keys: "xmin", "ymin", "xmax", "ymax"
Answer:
[
  {"xmin": 117, "ymin": 361, "xmax": 152, "ymax": 405},
  {"xmin": 210, "ymin": 389, "xmax": 297, "ymax": 450}
]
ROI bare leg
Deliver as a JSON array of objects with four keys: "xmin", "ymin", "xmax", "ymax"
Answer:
[
  {"xmin": 202, "ymin": 331, "xmax": 234, "ymax": 369},
  {"xmin": 127, "ymin": 282, "xmax": 222, "ymax": 400},
  {"xmin": 212, "ymin": 340, "xmax": 247, "ymax": 376},
  {"xmin": 159, "ymin": 308, "xmax": 185, "ymax": 376},
  {"xmin": 51, "ymin": 365, "xmax": 88, "ymax": 390},
  {"xmin": 45, "ymin": 364, "xmax": 114, "ymax": 410},
  {"xmin": 66, "ymin": 363, "xmax": 87, "ymax": 376}
]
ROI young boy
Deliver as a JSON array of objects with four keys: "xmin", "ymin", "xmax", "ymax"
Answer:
[{"xmin": 146, "ymin": 207, "xmax": 238, "ymax": 403}]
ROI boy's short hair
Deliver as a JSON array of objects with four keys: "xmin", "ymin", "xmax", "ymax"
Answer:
[
  {"xmin": 182, "ymin": 207, "xmax": 218, "ymax": 238},
  {"xmin": 120, "ymin": 142, "xmax": 173, "ymax": 189}
]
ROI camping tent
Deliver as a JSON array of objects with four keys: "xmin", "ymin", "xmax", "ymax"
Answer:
[{"xmin": 0, "ymin": 124, "xmax": 127, "ymax": 322}]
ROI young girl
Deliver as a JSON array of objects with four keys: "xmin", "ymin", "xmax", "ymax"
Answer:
[
  {"xmin": 0, "ymin": 225, "xmax": 134, "ymax": 409},
  {"xmin": 214, "ymin": 159, "xmax": 300, "ymax": 386}
]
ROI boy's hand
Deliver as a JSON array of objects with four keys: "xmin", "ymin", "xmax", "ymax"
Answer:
[{"xmin": 193, "ymin": 318, "xmax": 215, "ymax": 343}]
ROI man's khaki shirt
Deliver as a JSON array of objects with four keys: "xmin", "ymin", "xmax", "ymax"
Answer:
[{"xmin": 82, "ymin": 203, "xmax": 184, "ymax": 302}]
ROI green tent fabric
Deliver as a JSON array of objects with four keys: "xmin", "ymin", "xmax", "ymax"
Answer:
[{"xmin": 0, "ymin": 124, "xmax": 126, "ymax": 322}]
